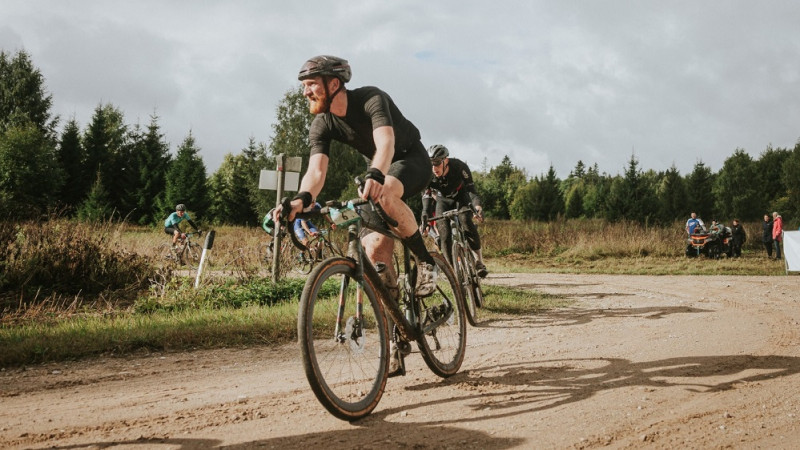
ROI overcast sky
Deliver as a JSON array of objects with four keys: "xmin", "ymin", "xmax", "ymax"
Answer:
[{"xmin": 2, "ymin": 1, "xmax": 799, "ymax": 179}]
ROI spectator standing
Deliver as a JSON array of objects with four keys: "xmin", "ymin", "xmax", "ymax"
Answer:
[
  {"xmin": 685, "ymin": 212, "xmax": 705, "ymax": 235},
  {"xmin": 730, "ymin": 218, "xmax": 746, "ymax": 258},
  {"xmin": 762, "ymin": 214, "xmax": 773, "ymax": 258},
  {"xmin": 709, "ymin": 219, "xmax": 724, "ymax": 235},
  {"xmin": 772, "ymin": 211, "xmax": 783, "ymax": 260}
]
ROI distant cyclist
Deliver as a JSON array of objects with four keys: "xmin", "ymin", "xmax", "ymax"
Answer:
[
  {"xmin": 294, "ymin": 203, "xmax": 322, "ymax": 247},
  {"xmin": 164, "ymin": 204, "xmax": 200, "ymax": 247},
  {"xmin": 421, "ymin": 145, "xmax": 488, "ymax": 278}
]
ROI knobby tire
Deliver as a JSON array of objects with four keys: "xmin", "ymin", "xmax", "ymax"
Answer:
[
  {"xmin": 453, "ymin": 243, "xmax": 479, "ymax": 326},
  {"xmin": 298, "ymin": 257, "xmax": 389, "ymax": 421},
  {"xmin": 415, "ymin": 252, "xmax": 467, "ymax": 377}
]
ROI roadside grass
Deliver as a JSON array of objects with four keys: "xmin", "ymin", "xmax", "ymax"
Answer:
[
  {"xmin": 0, "ymin": 277, "xmax": 551, "ymax": 367},
  {"xmin": 481, "ymin": 284, "xmax": 572, "ymax": 316},
  {"xmin": 0, "ymin": 217, "xmax": 790, "ymax": 368},
  {"xmin": 488, "ymin": 253, "xmax": 785, "ymax": 276},
  {"xmin": 1, "ymin": 300, "xmax": 300, "ymax": 367}
]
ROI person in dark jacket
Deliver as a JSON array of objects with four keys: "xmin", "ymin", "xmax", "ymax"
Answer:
[
  {"xmin": 762, "ymin": 214, "xmax": 773, "ymax": 258},
  {"xmin": 420, "ymin": 144, "xmax": 487, "ymax": 277},
  {"xmin": 730, "ymin": 218, "xmax": 746, "ymax": 257}
]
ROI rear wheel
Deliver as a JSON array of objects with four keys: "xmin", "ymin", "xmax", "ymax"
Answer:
[
  {"xmin": 262, "ymin": 236, "xmax": 300, "ymax": 277},
  {"xmin": 416, "ymin": 252, "xmax": 467, "ymax": 377},
  {"xmin": 298, "ymin": 258, "xmax": 389, "ymax": 421},
  {"xmin": 296, "ymin": 248, "xmax": 315, "ymax": 274},
  {"xmin": 453, "ymin": 243, "xmax": 479, "ymax": 326}
]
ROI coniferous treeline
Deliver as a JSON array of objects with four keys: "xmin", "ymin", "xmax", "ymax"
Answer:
[{"xmin": 2, "ymin": 49, "xmax": 798, "ymax": 226}]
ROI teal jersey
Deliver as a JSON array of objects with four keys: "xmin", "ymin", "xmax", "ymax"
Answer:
[{"xmin": 165, "ymin": 212, "xmax": 192, "ymax": 228}]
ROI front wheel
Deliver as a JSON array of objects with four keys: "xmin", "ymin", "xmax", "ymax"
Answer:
[
  {"xmin": 415, "ymin": 252, "xmax": 467, "ymax": 378},
  {"xmin": 298, "ymin": 257, "xmax": 390, "ymax": 421},
  {"xmin": 185, "ymin": 242, "xmax": 203, "ymax": 268}
]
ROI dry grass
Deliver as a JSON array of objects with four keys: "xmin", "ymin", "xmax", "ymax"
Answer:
[
  {"xmin": 478, "ymin": 218, "xmax": 784, "ymax": 276},
  {"xmin": 0, "ymin": 217, "xmax": 788, "ymax": 367},
  {"xmin": 0, "ymin": 219, "xmax": 157, "ymax": 322}
]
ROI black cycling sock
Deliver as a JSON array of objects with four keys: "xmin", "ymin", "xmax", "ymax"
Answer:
[{"xmin": 402, "ymin": 231, "xmax": 435, "ymax": 266}]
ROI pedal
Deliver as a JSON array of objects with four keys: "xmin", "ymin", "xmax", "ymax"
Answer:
[{"xmin": 397, "ymin": 339, "xmax": 412, "ymax": 356}]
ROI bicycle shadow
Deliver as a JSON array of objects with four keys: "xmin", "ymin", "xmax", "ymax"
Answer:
[
  {"xmin": 481, "ymin": 305, "xmax": 711, "ymax": 329},
  {"xmin": 388, "ymin": 354, "xmax": 800, "ymax": 426},
  {"xmin": 48, "ymin": 424, "xmax": 523, "ymax": 449}
]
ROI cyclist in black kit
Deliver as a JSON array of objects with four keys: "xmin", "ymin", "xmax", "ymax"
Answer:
[
  {"xmin": 273, "ymin": 56, "xmax": 440, "ymax": 375},
  {"xmin": 421, "ymin": 145, "xmax": 488, "ymax": 278}
]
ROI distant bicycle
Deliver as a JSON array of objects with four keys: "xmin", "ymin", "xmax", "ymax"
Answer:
[
  {"xmin": 261, "ymin": 221, "xmax": 342, "ymax": 275},
  {"xmin": 428, "ymin": 207, "xmax": 485, "ymax": 326},
  {"xmin": 296, "ymin": 229, "xmax": 343, "ymax": 274},
  {"xmin": 262, "ymin": 228, "xmax": 299, "ymax": 276},
  {"xmin": 160, "ymin": 231, "xmax": 203, "ymax": 268}
]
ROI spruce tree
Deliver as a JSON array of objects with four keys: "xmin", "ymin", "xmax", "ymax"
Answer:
[
  {"xmin": 207, "ymin": 152, "xmax": 253, "ymax": 225},
  {"xmin": 605, "ymin": 154, "xmax": 657, "ymax": 223},
  {"xmin": 56, "ymin": 118, "xmax": 86, "ymax": 212},
  {"xmin": 713, "ymin": 149, "xmax": 762, "ymax": 221},
  {"xmin": 82, "ymin": 104, "xmax": 129, "ymax": 213},
  {"xmin": 133, "ymin": 115, "xmax": 171, "ymax": 225},
  {"xmin": 0, "ymin": 50, "xmax": 57, "ymax": 138},
  {"xmin": 656, "ymin": 165, "xmax": 687, "ymax": 225},
  {"xmin": 164, "ymin": 133, "xmax": 209, "ymax": 222},
  {"xmin": 564, "ymin": 184, "xmax": 584, "ymax": 219},
  {"xmin": 0, "ymin": 122, "xmax": 64, "ymax": 218},
  {"xmin": 77, "ymin": 170, "xmax": 112, "ymax": 222},
  {"xmin": 755, "ymin": 145, "xmax": 790, "ymax": 209},
  {"xmin": 0, "ymin": 50, "xmax": 62, "ymax": 217},
  {"xmin": 685, "ymin": 161, "xmax": 715, "ymax": 221}
]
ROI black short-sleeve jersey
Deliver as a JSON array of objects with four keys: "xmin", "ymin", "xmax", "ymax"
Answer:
[
  {"xmin": 308, "ymin": 86, "xmax": 421, "ymax": 161},
  {"xmin": 425, "ymin": 158, "xmax": 478, "ymax": 199}
]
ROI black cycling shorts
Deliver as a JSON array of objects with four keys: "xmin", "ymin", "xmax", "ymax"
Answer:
[{"xmin": 386, "ymin": 141, "xmax": 432, "ymax": 200}]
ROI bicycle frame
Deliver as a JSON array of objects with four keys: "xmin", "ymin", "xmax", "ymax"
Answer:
[
  {"xmin": 430, "ymin": 206, "xmax": 475, "ymax": 262},
  {"xmin": 293, "ymin": 200, "xmax": 453, "ymax": 344},
  {"xmin": 171, "ymin": 231, "xmax": 200, "ymax": 261},
  {"xmin": 435, "ymin": 206, "xmax": 483, "ymax": 323}
]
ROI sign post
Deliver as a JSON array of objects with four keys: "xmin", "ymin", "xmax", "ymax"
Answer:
[{"xmin": 259, "ymin": 154, "xmax": 302, "ymax": 280}]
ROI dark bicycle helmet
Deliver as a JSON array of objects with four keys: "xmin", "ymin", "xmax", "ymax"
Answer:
[
  {"xmin": 428, "ymin": 145, "xmax": 449, "ymax": 163},
  {"xmin": 176, "ymin": 204, "xmax": 186, "ymax": 211},
  {"xmin": 298, "ymin": 55, "xmax": 352, "ymax": 83}
]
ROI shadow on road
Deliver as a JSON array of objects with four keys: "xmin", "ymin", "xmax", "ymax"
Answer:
[
  {"xmin": 483, "ymin": 305, "xmax": 711, "ymax": 329},
  {"xmin": 49, "ymin": 425, "xmax": 523, "ymax": 449},
  {"xmin": 393, "ymin": 354, "xmax": 800, "ymax": 426}
]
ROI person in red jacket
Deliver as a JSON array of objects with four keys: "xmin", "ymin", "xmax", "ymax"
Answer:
[{"xmin": 772, "ymin": 211, "xmax": 783, "ymax": 260}]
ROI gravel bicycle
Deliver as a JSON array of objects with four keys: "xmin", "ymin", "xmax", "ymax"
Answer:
[
  {"xmin": 160, "ymin": 231, "xmax": 203, "ymax": 268},
  {"xmin": 296, "ymin": 229, "xmax": 343, "ymax": 274},
  {"xmin": 262, "ymin": 226, "xmax": 343, "ymax": 275},
  {"xmin": 262, "ymin": 227, "xmax": 303, "ymax": 276},
  {"xmin": 288, "ymin": 187, "xmax": 467, "ymax": 421},
  {"xmin": 433, "ymin": 207, "xmax": 485, "ymax": 326}
]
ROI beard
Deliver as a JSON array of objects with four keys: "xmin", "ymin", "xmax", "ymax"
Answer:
[{"xmin": 307, "ymin": 90, "xmax": 330, "ymax": 115}]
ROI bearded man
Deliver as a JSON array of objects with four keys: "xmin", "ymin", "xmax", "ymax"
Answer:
[{"xmin": 273, "ymin": 55, "xmax": 438, "ymax": 376}]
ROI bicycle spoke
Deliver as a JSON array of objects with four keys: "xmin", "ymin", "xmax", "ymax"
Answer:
[{"xmin": 298, "ymin": 258, "xmax": 388, "ymax": 420}]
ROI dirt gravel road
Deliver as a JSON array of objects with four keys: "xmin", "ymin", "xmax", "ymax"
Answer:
[{"xmin": 2, "ymin": 273, "xmax": 800, "ymax": 449}]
